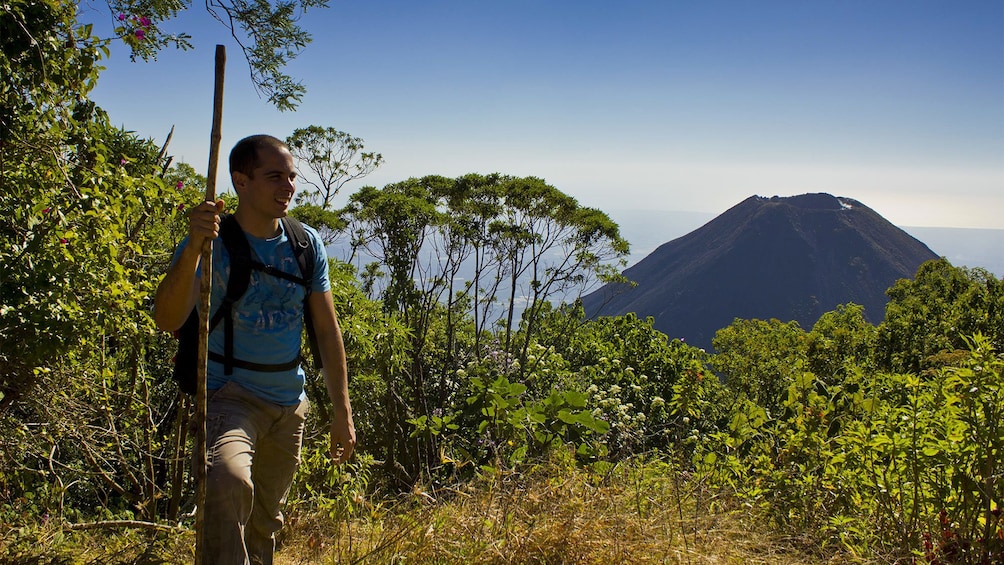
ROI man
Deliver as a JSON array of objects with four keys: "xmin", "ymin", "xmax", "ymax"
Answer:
[{"xmin": 153, "ymin": 134, "xmax": 355, "ymax": 564}]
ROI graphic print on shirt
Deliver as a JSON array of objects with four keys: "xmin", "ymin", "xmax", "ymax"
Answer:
[{"xmin": 240, "ymin": 254, "xmax": 304, "ymax": 334}]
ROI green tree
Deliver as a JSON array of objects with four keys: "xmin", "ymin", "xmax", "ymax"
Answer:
[
  {"xmin": 711, "ymin": 318, "xmax": 807, "ymax": 416},
  {"xmin": 106, "ymin": 0, "xmax": 329, "ymax": 109},
  {"xmin": 805, "ymin": 303, "xmax": 877, "ymax": 383},
  {"xmin": 342, "ymin": 177, "xmax": 446, "ymax": 483},
  {"xmin": 488, "ymin": 176, "xmax": 629, "ymax": 367},
  {"xmin": 534, "ymin": 307, "xmax": 721, "ymax": 457},
  {"xmin": 286, "ymin": 125, "xmax": 384, "ymax": 210},
  {"xmin": 876, "ymin": 259, "xmax": 1004, "ymax": 375},
  {"xmin": 0, "ymin": 117, "xmax": 201, "ymax": 523},
  {"xmin": 8, "ymin": 0, "xmax": 327, "ymax": 114},
  {"xmin": 2, "ymin": 1, "xmax": 167, "ymax": 408}
]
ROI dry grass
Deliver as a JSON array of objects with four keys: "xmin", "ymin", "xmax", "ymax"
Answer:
[
  {"xmin": 275, "ymin": 456, "xmax": 862, "ymax": 565},
  {"xmin": 4, "ymin": 456, "xmax": 876, "ymax": 563}
]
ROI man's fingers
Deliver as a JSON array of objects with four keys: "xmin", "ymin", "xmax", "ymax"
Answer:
[
  {"xmin": 331, "ymin": 439, "xmax": 355, "ymax": 465},
  {"xmin": 188, "ymin": 200, "xmax": 224, "ymax": 241},
  {"xmin": 330, "ymin": 419, "xmax": 356, "ymax": 465}
]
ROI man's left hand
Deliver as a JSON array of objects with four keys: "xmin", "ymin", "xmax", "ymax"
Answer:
[{"xmin": 330, "ymin": 416, "xmax": 356, "ymax": 465}]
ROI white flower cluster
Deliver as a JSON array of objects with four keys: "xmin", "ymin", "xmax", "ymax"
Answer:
[{"xmin": 588, "ymin": 383, "xmax": 645, "ymax": 431}]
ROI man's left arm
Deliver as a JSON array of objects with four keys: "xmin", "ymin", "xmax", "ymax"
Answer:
[{"xmin": 307, "ymin": 290, "xmax": 356, "ymax": 465}]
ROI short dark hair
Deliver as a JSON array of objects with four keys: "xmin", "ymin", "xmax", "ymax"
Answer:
[{"xmin": 229, "ymin": 135, "xmax": 289, "ymax": 177}]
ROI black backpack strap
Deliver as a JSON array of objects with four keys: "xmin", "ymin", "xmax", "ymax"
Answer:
[
  {"xmin": 250, "ymin": 261, "xmax": 309, "ymax": 286},
  {"xmin": 207, "ymin": 351, "xmax": 301, "ymax": 372},
  {"xmin": 281, "ymin": 217, "xmax": 322, "ymax": 369},
  {"xmin": 216, "ymin": 214, "xmax": 253, "ymax": 375},
  {"xmin": 281, "ymin": 217, "xmax": 315, "ymax": 291}
]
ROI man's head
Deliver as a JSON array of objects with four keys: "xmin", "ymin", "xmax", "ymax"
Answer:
[
  {"xmin": 229, "ymin": 134, "xmax": 291, "ymax": 179},
  {"xmin": 229, "ymin": 134, "xmax": 298, "ymax": 226}
]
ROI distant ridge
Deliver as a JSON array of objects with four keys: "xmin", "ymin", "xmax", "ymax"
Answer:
[{"xmin": 581, "ymin": 193, "xmax": 939, "ymax": 350}]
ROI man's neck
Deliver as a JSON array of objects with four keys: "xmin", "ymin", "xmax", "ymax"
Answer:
[{"xmin": 233, "ymin": 209, "xmax": 282, "ymax": 239}]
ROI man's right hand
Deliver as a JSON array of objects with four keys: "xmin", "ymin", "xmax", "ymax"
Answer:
[{"xmin": 188, "ymin": 200, "xmax": 226, "ymax": 250}]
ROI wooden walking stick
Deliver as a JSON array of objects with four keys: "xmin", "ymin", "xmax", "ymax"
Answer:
[{"xmin": 195, "ymin": 44, "xmax": 225, "ymax": 564}]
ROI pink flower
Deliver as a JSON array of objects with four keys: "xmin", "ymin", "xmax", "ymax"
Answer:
[
  {"xmin": 117, "ymin": 13, "xmax": 126, "ymax": 20},
  {"xmin": 60, "ymin": 238, "xmax": 69, "ymax": 245},
  {"xmin": 176, "ymin": 181, "xmax": 184, "ymax": 190},
  {"xmin": 120, "ymin": 158, "xmax": 128, "ymax": 165},
  {"xmin": 177, "ymin": 203, "xmax": 185, "ymax": 211},
  {"xmin": 134, "ymin": 29, "xmax": 145, "ymax": 40},
  {"xmin": 139, "ymin": 16, "xmax": 151, "ymax": 28},
  {"xmin": 42, "ymin": 207, "xmax": 52, "ymax": 214}
]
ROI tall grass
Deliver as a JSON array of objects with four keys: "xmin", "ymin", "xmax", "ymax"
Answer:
[{"xmin": 275, "ymin": 451, "xmax": 857, "ymax": 565}]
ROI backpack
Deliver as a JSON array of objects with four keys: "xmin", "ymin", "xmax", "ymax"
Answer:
[{"xmin": 171, "ymin": 214, "xmax": 321, "ymax": 395}]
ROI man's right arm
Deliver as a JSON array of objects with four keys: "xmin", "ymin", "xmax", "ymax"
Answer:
[
  {"xmin": 152, "ymin": 200, "xmax": 225, "ymax": 332},
  {"xmin": 152, "ymin": 241, "xmax": 202, "ymax": 332}
]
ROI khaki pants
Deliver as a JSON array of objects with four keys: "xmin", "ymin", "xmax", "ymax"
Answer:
[{"xmin": 202, "ymin": 381, "xmax": 308, "ymax": 565}]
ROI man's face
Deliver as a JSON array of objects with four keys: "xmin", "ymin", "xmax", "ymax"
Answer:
[{"xmin": 233, "ymin": 145, "xmax": 297, "ymax": 220}]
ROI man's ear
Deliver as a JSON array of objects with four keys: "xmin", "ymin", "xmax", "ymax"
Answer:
[{"xmin": 231, "ymin": 171, "xmax": 248, "ymax": 194}]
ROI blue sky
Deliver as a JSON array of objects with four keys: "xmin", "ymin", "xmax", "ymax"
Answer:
[{"xmin": 90, "ymin": 0, "xmax": 1004, "ymax": 229}]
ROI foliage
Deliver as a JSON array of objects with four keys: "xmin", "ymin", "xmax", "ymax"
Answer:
[
  {"xmin": 877, "ymin": 258, "xmax": 1004, "ymax": 375},
  {"xmin": 205, "ymin": 0, "xmax": 330, "ymax": 110},
  {"xmin": 696, "ymin": 331, "xmax": 1003, "ymax": 561},
  {"xmin": 342, "ymin": 174, "xmax": 630, "ymax": 483},
  {"xmin": 533, "ymin": 308, "xmax": 724, "ymax": 458},
  {"xmin": 345, "ymin": 173, "xmax": 629, "ymax": 344},
  {"xmin": 1, "ymin": 0, "xmax": 209, "ymax": 530},
  {"xmin": 106, "ymin": 0, "xmax": 193, "ymax": 59},
  {"xmin": 452, "ymin": 368, "xmax": 610, "ymax": 473},
  {"xmin": 286, "ymin": 125, "xmax": 384, "ymax": 210},
  {"xmin": 2, "ymin": 0, "xmax": 108, "ymax": 405},
  {"xmin": 933, "ymin": 333, "xmax": 1004, "ymax": 563},
  {"xmin": 8, "ymin": 0, "xmax": 327, "ymax": 113},
  {"xmin": 301, "ymin": 259, "xmax": 413, "ymax": 486},
  {"xmin": 289, "ymin": 203, "xmax": 349, "ymax": 247},
  {"xmin": 711, "ymin": 318, "xmax": 807, "ymax": 417},
  {"xmin": 806, "ymin": 303, "xmax": 878, "ymax": 383},
  {"xmin": 0, "ymin": 112, "xmax": 203, "ymax": 521},
  {"xmin": 107, "ymin": 0, "xmax": 329, "ymax": 109},
  {"xmin": 287, "ymin": 446, "xmax": 379, "ymax": 524}
]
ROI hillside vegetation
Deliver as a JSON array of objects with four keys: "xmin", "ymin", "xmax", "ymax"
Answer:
[{"xmin": 3, "ymin": 2, "xmax": 1003, "ymax": 563}]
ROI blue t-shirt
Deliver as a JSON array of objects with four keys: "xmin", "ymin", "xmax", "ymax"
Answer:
[{"xmin": 173, "ymin": 220, "xmax": 330, "ymax": 405}]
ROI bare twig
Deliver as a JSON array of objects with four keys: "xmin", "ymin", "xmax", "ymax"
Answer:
[{"xmin": 66, "ymin": 520, "xmax": 188, "ymax": 533}]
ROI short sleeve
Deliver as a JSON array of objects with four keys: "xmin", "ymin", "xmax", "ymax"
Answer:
[{"xmin": 305, "ymin": 224, "xmax": 330, "ymax": 294}]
